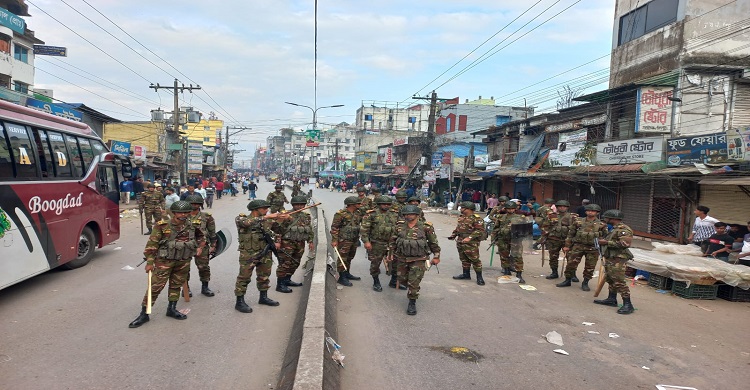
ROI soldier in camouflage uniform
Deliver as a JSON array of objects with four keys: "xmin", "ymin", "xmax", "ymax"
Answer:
[
  {"xmin": 234, "ymin": 200, "xmax": 290, "ymax": 313},
  {"xmin": 331, "ymin": 196, "xmax": 363, "ymax": 286},
  {"xmin": 267, "ymin": 184, "xmax": 288, "ymax": 213},
  {"xmin": 291, "ymin": 180, "xmax": 302, "ymax": 197},
  {"xmin": 488, "ymin": 195, "xmax": 510, "ymax": 221},
  {"xmin": 595, "ymin": 209, "xmax": 635, "ymax": 314},
  {"xmin": 542, "ymin": 200, "xmax": 576, "ymax": 280},
  {"xmin": 128, "ymin": 201, "xmax": 206, "ymax": 328},
  {"xmin": 492, "ymin": 201, "xmax": 529, "ymax": 283},
  {"xmin": 361, "ymin": 196, "xmax": 399, "ymax": 291},
  {"xmin": 388, "ymin": 205, "xmax": 441, "ymax": 315},
  {"xmin": 140, "ymin": 183, "xmax": 166, "ymax": 235},
  {"xmin": 356, "ymin": 184, "xmax": 375, "ymax": 217},
  {"xmin": 185, "ymin": 195, "xmax": 217, "ymax": 297},
  {"xmin": 391, "ymin": 190, "xmax": 408, "ymax": 217},
  {"xmin": 407, "ymin": 196, "xmax": 427, "ymax": 222},
  {"xmin": 558, "ymin": 204, "xmax": 608, "ymax": 291},
  {"xmin": 273, "ymin": 196, "xmax": 314, "ymax": 293},
  {"xmin": 533, "ymin": 198, "xmax": 555, "ymax": 249},
  {"xmin": 451, "ymin": 201, "xmax": 486, "ymax": 285}
]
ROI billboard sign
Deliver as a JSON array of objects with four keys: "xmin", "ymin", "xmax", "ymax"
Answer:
[
  {"xmin": 547, "ymin": 129, "xmax": 589, "ymax": 167},
  {"xmin": 666, "ymin": 132, "xmax": 731, "ymax": 166},
  {"xmin": 596, "ymin": 137, "xmax": 664, "ymax": 165},
  {"xmin": 110, "ymin": 141, "xmax": 131, "ymax": 157},
  {"xmin": 635, "ymin": 86, "xmax": 673, "ymax": 133}
]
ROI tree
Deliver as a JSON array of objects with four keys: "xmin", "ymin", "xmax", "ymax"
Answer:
[{"xmin": 556, "ymin": 85, "xmax": 582, "ymax": 110}]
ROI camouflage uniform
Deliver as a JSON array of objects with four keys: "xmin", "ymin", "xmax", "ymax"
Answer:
[
  {"xmin": 493, "ymin": 212, "xmax": 528, "ymax": 272},
  {"xmin": 390, "ymin": 200, "xmax": 407, "ymax": 218},
  {"xmin": 273, "ymin": 211, "xmax": 314, "ymax": 279},
  {"xmin": 189, "ymin": 210, "xmax": 217, "ymax": 283},
  {"xmin": 564, "ymin": 217, "xmax": 608, "ymax": 280},
  {"xmin": 602, "ymin": 222, "xmax": 634, "ymax": 298},
  {"xmin": 141, "ymin": 219, "xmax": 206, "ymax": 306},
  {"xmin": 542, "ymin": 210, "xmax": 577, "ymax": 274},
  {"xmin": 291, "ymin": 182, "xmax": 302, "ymax": 197},
  {"xmin": 452, "ymin": 212, "xmax": 485, "ymax": 272},
  {"xmin": 331, "ymin": 208, "xmax": 361, "ymax": 272},
  {"xmin": 389, "ymin": 220, "xmax": 440, "ymax": 300},
  {"xmin": 357, "ymin": 195, "xmax": 375, "ymax": 218},
  {"xmin": 235, "ymin": 213, "xmax": 279, "ymax": 295},
  {"xmin": 267, "ymin": 191, "xmax": 288, "ymax": 213},
  {"xmin": 360, "ymin": 207, "xmax": 399, "ymax": 276},
  {"xmin": 140, "ymin": 189, "xmax": 165, "ymax": 232}
]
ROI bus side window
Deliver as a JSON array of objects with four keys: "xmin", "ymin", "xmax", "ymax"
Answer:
[
  {"xmin": 78, "ymin": 137, "xmax": 94, "ymax": 172},
  {"xmin": 0, "ymin": 126, "xmax": 13, "ymax": 179},
  {"xmin": 47, "ymin": 131, "xmax": 72, "ymax": 178},
  {"xmin": 5, "ymin": 122, "xmax": 38, "ymax": 179},
  {"xmin": 33, "ymin": 128, "xmax": 54, "ymax": 178},
  {"xmin": 64, "ymin": 134, "xmax": 84, "ymax": 178},
  {"xmin": 98, "ymin": 166, "xmax": 117, "ymax": 194},
  {"xmin": 91, "ymin": 139, "xmax": 106, "ymax": 156}
]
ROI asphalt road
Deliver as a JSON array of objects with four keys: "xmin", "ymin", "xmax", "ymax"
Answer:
[
  {"xmin": 0, "ymin": 181, "xmax": 303, "ymax": 389},
  {"xmin": 311, "ymin": 187, "xmax": 750, "ymax": 390}
]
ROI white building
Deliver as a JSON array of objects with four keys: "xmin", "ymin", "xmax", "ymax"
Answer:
[{"xmin": 0, "ymin": 0, "xmax": 43, "ymax": 100}]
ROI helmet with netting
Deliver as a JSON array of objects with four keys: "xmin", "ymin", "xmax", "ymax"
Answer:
[
  {"xmin": 170, "ymin": 201, "xmax": 193, "ymax": 212},
  {"xmin": 375, "ymin": 196, "xmax": 393, "ymax": 204},
  {"xmin": 247, "ymin": 199, "xmax": 271, "ymax": 210},
  {"xmin": 186, "ymin": 194, "xmax": 204, "ymax": 204},
  {"xmin": 555, "ymin": 200, "xmax": 571, "ymax": 207},
  {"xmin": 584, "ymin": 204, "xmax": 601, "ymax": 212},
  {"xmin": 401, "ymin": 205, "xmax": 421, "ymax": 215},
  {"xmin": 461, "ymin": 201, "xmax": 475, "ymax": 210},
  {"xmin": 291, "ymin": 196, "xmax": 308, "ymax": 204},
  {"xmin": 345, "ymin": 196, "xmax": 362, "ymax": 205}
]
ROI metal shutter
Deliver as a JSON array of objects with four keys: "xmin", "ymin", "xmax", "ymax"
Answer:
[
  {"xmin": 620, "ymin": 180, "xmax": 653, "ymax": 234},
  {"xmin": 651, "ymin": 179, "xmax": 683, "ymax": 240},
  {"xmin": 699, "ymin": 185, "xmax": 750, "ymax": 225},
  {"xmin": 731, "ymin": 81, "xmax": 750, "ymax": 129}
]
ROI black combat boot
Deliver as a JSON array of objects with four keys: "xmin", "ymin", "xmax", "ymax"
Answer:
[
  {"xmin": 166, "ymin": 301, "xmax": 187, "ymax": 320},
  {"xmin": 345, "ymin": 271, "xmax": 361, "ymax": 281},
  {"xmin": 128, "ymin": 306, "xmax": 149, "ymax": 328},
  {"xmin": 503, "ymin": 267, "xmax": 512, "ymax": 276},
  {"xmin": 276, "ymin": 277, "xmax": 292, "ymax": 293},
  {"xmin": 388, "ymin": 274, "xmax": 405, "ymax": 289},
  {"xmin": 516, "ymin": 271, "xmax": 526, "ymax": 284},
  {"xmin": 571, "ymin": 274, "xmax": 580, "ymax": 283},
  {"xmin": 556, "ymin": 278, "xmax": 572, "ymax": 287},
  {"xmin": 406, "ymin": 299, "xmax": 417, "ymax": 315},
  {"xmin": 258, "ymin": 290, "xmax": 280, "ymax": 306},
  {"xmin": 593, "ymin": 291, "xmax": 618, "ymax": 307},
  {"xmin": 617, "ymin": 297, "xmax": 635, "ymax": 315},
  {"xmin": 476, "ymin": 271, "xmax": 485, "ymax": 286},
  {"xmin": 338, "ymin": 273, "xmax": 353, "ymax": 287},
  {"xmin": 144, "ymin": 229, "xmax": 151, "ymax": 236},
  {"xmin": 201, "ymin": 281, "xmax": 215, "ymax": 297},
  {"xmin": 545, "ymin": 268, "xmax": 559, "ymax": 279},
  {"xmin": 286, "ymin": 277, "xmax": 303, "ymax": 287},
  {"xmin": 372, "ymin": 275, "xmax": 382, "ymax": 292},
  {"xmin": 235, "ymin": 295, "xmax": 253, "ymax": 313},
  {"xmin": 581, "ymin": 278, "xmax": 591, "ymax": 291},
  {"xmin": 453, "ymin": 268, "xmax": 471, "ymax": 280}
]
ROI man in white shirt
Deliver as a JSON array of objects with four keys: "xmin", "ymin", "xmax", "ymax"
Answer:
[
  {"xmin": 687, "ymin": 205, "xmax": 719, "ymax": 253},
  {"xmin": 164, "ymin": 187, "xmax": 181, "ymax": 215},
  {"xmin": 738, "ymin": 225, "xmax": 750, "ymax": 265}
]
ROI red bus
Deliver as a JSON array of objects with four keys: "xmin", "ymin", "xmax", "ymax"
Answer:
[{"xmin": 0, "ymin": 99, "xmax": 132, "ymax": 289}]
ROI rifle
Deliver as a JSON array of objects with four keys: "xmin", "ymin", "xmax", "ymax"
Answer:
[
  {"xmin": 139, "ymin": 203, "xmax": 144, "ymax": 235},
  {"xmin": 278, "ymin": 203, "xmax": 322, "ymax": 216}
]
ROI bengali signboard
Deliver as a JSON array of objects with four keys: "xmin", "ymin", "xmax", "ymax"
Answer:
[
  {"xmin": 432, "ymin": 152, "xmax": 443, "ymax": 168},
  {"xmin": 133, "ymin": 145, "xmax": 147, "ymax": 161},
  {"xmin": 666, "ymin": 132, "xmax": 729, "ymax": 166},
  {"xmin": 394, "ymin": 165, "xmax": 410, "ymax": 175},
  {"xmin": 110, "ymin": 141, "xmax": 131, "ymax": 157},
  {"xmin": 0, "ymin": 8, "xmax": 25, "ymax": 34},
  {"xmin": 547, "ymin": 129, "xmax": 589, "ymax": 167},
  {"xmin": 596, "ymin": 137, "xmax": 664, "ymax": 165},
  {"xmin": 635, "ymin": 86, "xmax": 673, "ymax": 133},
  {"xmin": 26, "ymin": 97, "xmax": 82, "ymax": 121},
  {"xmin": 33, "ymin": 45, "xmax": 67, "ymax": 57},
  {"xmin": 187, "ymin": 141, "xmax": 203, "ymax": 173}
]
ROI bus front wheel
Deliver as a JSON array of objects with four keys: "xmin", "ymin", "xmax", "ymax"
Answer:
[{"xmin": 65, "ymin": 227, "xmax": 96, "ymax": 269}]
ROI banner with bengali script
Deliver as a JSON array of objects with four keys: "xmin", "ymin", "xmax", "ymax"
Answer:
[
  {"xmin": 548, "ymin": 129, "xmax": 589, "ymax": 167},
  {"xmin": 666, "ymin": 132, "xmax": 730, "ymax": 166},
  {"xmin": 635, "ymin": 86, "xmax": 673, "ymax": 133},
  {"xmin": 595, "ymin": 137, "xmax": 664, "ymax": 165}
]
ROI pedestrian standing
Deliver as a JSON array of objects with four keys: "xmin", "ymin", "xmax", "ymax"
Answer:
[
  {"xmin": 703, "ymin": 222, "xmax": 734, "ymax": 262},
  {"xmin": 272, "ymin": 196, "xmax": 314, "ymax": 293},
  {"xmin": 486, "ymin": 193, "xmax": 498, "ymax": 214},
  {"xmin": 558, "ymin": 204, "xmax": 608, "ymax": 291},
  {"xmin": 687, "ymin": 205, "xmax": 719, "ymax": 253},
  {"xmin": 215, "ymin": 180, "xmax": 224, "ymax": 199},
  {"xmin": 120, "ymin": 178, "xmax": 133, "ymax": 204},
  {"xmin": 140, "ymin": 184, "xmax": 165, "ymax": 235},
  {"xmin": 451, "ymin": 201, "xmax": 486, "ymax": 285},
  {"xmin": 594, "ymin": 209, "xmax": 635, "ymax": 314},
  {"xmin": 186, "ymin": 195, "xmax": 217, "ymax": 297},
  {"xmin": 472, "ymin": 189, "xmax": 482, "ymax": 211},
  {"xmin": 164, "ymin": 187, "xmax": 180, "ymax": 216},
  {"xmin": 576, "ymin": 199, "xmax": 590, "ymax": 218},
  {"xmin": 331, "ymin": 197, "xmax": 363, "ymax": 286},
  {"xmin": 205, "ymin": 183, "xmax": 215, "ymax": 208},
  {"xmin": 360, "ymin": 196, "xmax": 399, "ymax": 291},
  {"xmin": 248, "ymin": 181, "xmax": 257, "ymax": 199},
  {"xmin": 388, "ymin": 205, "xmax": 441, "ymax": 315},
  {"xmin": 128, "ymin": 201, "xmax": 206, "ymax": 328}
]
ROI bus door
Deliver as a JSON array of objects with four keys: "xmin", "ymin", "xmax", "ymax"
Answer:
[{"xmin": 97, "ymin": 164, "xmax": 119, "ymax": 234}]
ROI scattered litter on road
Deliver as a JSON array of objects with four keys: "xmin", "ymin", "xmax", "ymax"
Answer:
[
  {"xmin": 336, "ymin": 285, "xmax": 343, "ymax": 290},
  {"xmin": 0, "ymin": 354, "xmax": 10, "ymax": 363},
  {"xmin": 325, "ymin": 336, "xmax": 345, "ymax": 367},
  {"xmin": 545, "ymin": 331, "xmax": 564, "ymax": 346},
  {"xmin": 655, "ymin": 385, "xmax": 698, "ymax": 390},
  {"xmin": 178, "ymin": 308, "xmax": 190, "ymax": 315},
  {"xmin": 113, "ymin": 247, "xmax": 122, "ymax": 251},
  {"xmin": 519, "ymin": 285, "xmax": 537, "ymax": 291},
  {"xmin": 587, "ymin": 331, "xmax": 600, "ymax": 334},
  {"xmin": 497, "ymin": 275, "xmax": 519, "ymax": 284},
  {"xmin": 121, "ymin": 265, "xmax": 135, "ymax": 271},
  {"xmin": 691, "ymin": 345, "xmax": 698, "ymax": 348},
  {"xmin": 430, "ymin": 346, "xmax": 483, "ymax": 364},
  {"xmin": 634, "ymin": 274, "xmax": 647, "ymax": 281},
  {"xmin": 553, "ymin": 349, "xmax": 569, "ymax": 356},
  {"xmin": 655, "ymin": 289, "xmax": 669, "ymax": 294},
  {"xmin": 740, "ymin": 351, "xmax": 749, "ymax": 356},
  {"xmin": 609, "ymin": 333, "xmax": 620, "ymax": 338},
  {"xmin": 642, "ymin": 366, "xmax": 650, "ymax": 370},
  {"xmin": 582, "ymin": 322, "xmax": 595, "ymax": 326},
  {"xmin": 689, "ymin": 303, "xmax": 713, "ymax": 312}
]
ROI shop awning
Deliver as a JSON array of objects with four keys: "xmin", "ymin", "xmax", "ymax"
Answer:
[
  {"xmin": 698, "ymin": 177, "xmax": 750, "ymax": 185},
  {"xmin": 570, "ymin": 164, "xmax": 644, "ymax": 173}
]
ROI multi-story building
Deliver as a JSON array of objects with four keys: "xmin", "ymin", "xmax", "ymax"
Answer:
[
  {"xmin": 435, "ymin": 96, "xmax": 533, "ymax": 144},
  {"xmin": 0, "ymin": 0, "xmax": 42, "ymax": 100}
]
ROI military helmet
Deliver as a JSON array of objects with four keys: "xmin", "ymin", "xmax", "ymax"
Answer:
[
  {"xmin": 408, "ymin": 196, "xmax": 420, "ymax": 203},
  {"xmin": 584, "ymin": 204, "xmax": 602, "ymax": 212},
  {"xmin": 460, "ymin": 201, "xmax": 475, "ymax": 210},
  {"xmin": 603, "ymin": 209, "xmax": 625, "ymax": 219},
  {"xmin": 371, "ymin": 187, "xmax": 381, "ymax": 193},
  {"xmin": 555, "ymin": 200, "xmax": 571, "ymax": 207},
  {"xmin": 344, "ymin": 196, "xmax": 362, "ymax": 205},
  {"xmin": 498, "ymin": 196, "xmax": 509, "ymax": 202},
  {"xmin": 147, "ymin": 183, "xmax": 156, "ymax": 189},
  {"xmin": 375, "ymin": 196, "xmax": 393, "ymax": 204},
  {"xmin": 544, "ymin": 198, "xmax": 555, "ymax": 204},
  {"xmin": 186, "ymin": 194, "xmax": 204, "ymax": 204},
  {"xmin": 356, "ymin": 185, "xmax": 366, "ymax": 192},
  {"xmin": 504, "ymin": 201, "xmax": 518, "ymax": 209},
  {"xmin": 170, "ymin": 200, "xmax": 193, "ymax": 212},
  {"xmin": 247, "ymin": 199, "xmax": 271, "ymax": 210},
  {"xmin": 395, "ymin": 190, "xmax": 408, "ymax": 199},
  {"xmin": 275, "ymin": 184, "xmax": 283, "ymax": 189},
  {"xmin": 401, "ymin": 205, "xmax": 421, "ymax": 215},
  {"xmin": 291, "ymin": 196, "xmax": 308, "ymax": 204}
]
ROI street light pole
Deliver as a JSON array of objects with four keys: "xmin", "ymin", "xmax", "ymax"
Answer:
[{"xmin": 285, "ymin": 102, "xmax": 344, "ymax": 176}]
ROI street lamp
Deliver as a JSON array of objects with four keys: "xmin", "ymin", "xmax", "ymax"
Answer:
[{"xmin": 285, "ymin": 102, "xmax": 344, "ymax": 175}]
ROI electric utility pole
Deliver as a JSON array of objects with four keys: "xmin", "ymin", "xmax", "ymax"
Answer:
[{"xmin": 149, "ymin": 79, "xmax": 201, "ymax": 183}]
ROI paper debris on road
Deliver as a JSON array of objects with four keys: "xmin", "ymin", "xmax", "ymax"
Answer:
[
  {"xmin": 655, "ymin": 386, "xmax": 698, "ymax": 390},
  {"xmin": 519, "ymin": 285, "xmax": 537, "ymax": 291},
  {"xmin": 178, "ymin": 308, "xmax": 190, "ymax": 315},
  {"xmin": 121, "ymin": 265, "xmax": 135, "ymax": 271},
  {"xmin": 689, "ymin": 303, "xmax": 713, "ymax": 312},
  {"xmin": 113, "ymin": 247, "xmax": 122, "ymax": 251},
  {"xmin": 587, "ymin": 331, "xmax": 600, "ymax": 334},
  {"xmin": 545, "ymin": 331, "xmax": 564, "ymax": 346},
  {"xmin": 582, "ymin": 322, "xmax": 595, "ymax": 326},
  {"xmin": 609, "ymin": 333, "xmax": 620, "ymax": 338},
  {"xmin": 325, "ymin": 336, "xmax": 345, "ymax": 367},
  {"xmin": 497, "ymin": 275, "xmax": 519, "ymax": 284},
  {"xmin": 553, "ymin": 349, "xmax": 569, "ymax": 356},
  {"xmin": 642, "ymin": 366, "xmax": 650, "ymax": 370}
]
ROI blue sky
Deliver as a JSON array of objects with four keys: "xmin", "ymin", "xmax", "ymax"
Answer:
[{"xmin": 28, "ymin": 0, "xmax": 615, "ymax": 161}]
